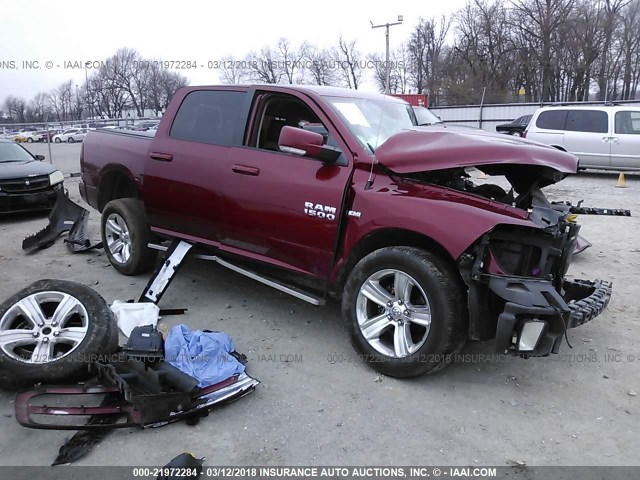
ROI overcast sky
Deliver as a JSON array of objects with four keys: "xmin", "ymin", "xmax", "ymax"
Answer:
[{"xmin": 0, "ymin": 0, "xmax": 470, "ymax": 102}]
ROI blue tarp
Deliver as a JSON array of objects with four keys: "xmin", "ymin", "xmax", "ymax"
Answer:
[{"xmin": 164, "ymin": 324, "xmax": 245, "ymax": 388}]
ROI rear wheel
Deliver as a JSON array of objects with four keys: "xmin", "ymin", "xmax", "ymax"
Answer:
[
  {"xmin": 67, "ymin": 137, "xmax": 75, "ymax": 143},
  {"xmin": 342, "ymin": 247, "xmax": 467, "ymax": 378},
  {"xmin": 101, "ymin": 198, "xmax": 157, "ymax": 275}
]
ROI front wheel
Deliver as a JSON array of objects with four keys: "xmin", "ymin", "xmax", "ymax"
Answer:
[
  {"xmin": 27, "ymin": 137, "xmax": 33, "ymax": 143},
  {"xmin": 342, "ymin": 247, "xmax": 467, "ymax": 378},
  {"xmin": 101, "ymin": 198, "xmax": 157, "ymax": 275},
  {"xmin": 54, "ymin": 138, "xmax": 61, "ymax": 143}
]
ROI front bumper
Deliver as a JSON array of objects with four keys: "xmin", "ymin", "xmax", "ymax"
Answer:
[
  {"xmin": 0, "ymin": 184, "xmax": 61, "ymax": 214},
  {"xmin": 489, "ymin": 275, "xmax": 612, "ymax": 356}
]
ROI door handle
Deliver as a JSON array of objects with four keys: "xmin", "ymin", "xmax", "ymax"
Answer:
[
  {"xmin": 232, "ymin": 164, "xmax": 260, "ymax": 176},
  {"xmin": 150, "ymin": 152, "xmax": 173, "ymax": 162},
  {"xmin": 601, "ymin": 137, "xmax": 610, "ymax": 143},
  {"xmin": 610, "ymin": 137, "xmax": 619, "ymax": 143}
]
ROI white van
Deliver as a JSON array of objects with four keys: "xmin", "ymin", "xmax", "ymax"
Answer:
[{"xmin": 525, "ymin": 105, "xmax": 640, "ymax": 170}]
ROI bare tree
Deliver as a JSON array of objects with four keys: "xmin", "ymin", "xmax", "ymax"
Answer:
[
  {"xmin": 3, "ymin": 95, "xmax": 27, "ymax": 123},
  {"xmin": 332, "ymin": 36, "xmax": 362, "ymax": 89},
  {"xmin": 408, "ymin": 16, "xmax": 450, "ymax": 103},
  {"xmin": 219, "ymin": 56, "xmax": 248, "ymax": 84},
  {"xmin": 304, "ymin": 47, "xmax": 338, "ymax": 85},
  {"xmin": 246, "ymin": 47, "xmax": 282, "ymax": 83}
]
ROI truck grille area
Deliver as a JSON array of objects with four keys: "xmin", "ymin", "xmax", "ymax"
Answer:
[{"xmin": 0, "ymin": 176, "xmax": 50, "ymax": 193}]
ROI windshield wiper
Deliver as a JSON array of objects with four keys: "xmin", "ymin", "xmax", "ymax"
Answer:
[{"xmin": 366, "ymin": 142, "xmax": 376, "ymax": 154}]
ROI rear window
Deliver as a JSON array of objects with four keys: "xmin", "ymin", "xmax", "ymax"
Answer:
[
  {"xmin": 170, "ymin": 90, "xmax": 245, "ymax": 146},
  {"xmin": 566, "ymin": 110, "xmax": 608, "ymax": 133},
  {"xmin": 536, "ymin": 110, "xmax": 567, "ymax": 130},
  {"xmin": 615, "ymin": 111, "xmax": 640, "ymax": 135}
]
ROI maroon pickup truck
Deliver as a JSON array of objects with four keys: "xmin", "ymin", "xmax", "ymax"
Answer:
[{"xmin": 80, "ymin": 85, "xmax": 612, "ymax": 377}]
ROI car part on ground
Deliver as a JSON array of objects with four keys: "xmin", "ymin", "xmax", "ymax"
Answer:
[
  {"xmin": 0, "ymin": 279, "xmax": 119, "ymax": 391},
  {"xmin": 22, "ymin": 190, "xmax": 102, "ymax": 252},
  {"xmin": 157, "ymin": 453, "xmax": 204, "ymax": 480},
  {"xmin": 15, "ymin": 355, "xmax": 259, "ymax": 429},
  {"xmin": 101, "ymin": 198, "xmax": 158, "ymax": 275}
]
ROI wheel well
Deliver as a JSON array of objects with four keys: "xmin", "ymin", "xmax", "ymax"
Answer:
[
  {"xmin": 334, "ymin": 228, "xmax": 460, "ymax": 296},
  {"xmin": 97, "ymin": 170, "xmax": 139, "ymax": 211}
]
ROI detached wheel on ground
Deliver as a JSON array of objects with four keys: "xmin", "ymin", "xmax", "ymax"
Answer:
[
  {"xmin": 101, "ymin": 198, "xmax": 157, "ymax": 275},
  {"xmin": 0, "ymin": 279, "xmax": 118, "ymax": 391},
  {"xmin": 342, "ymin": 246, "xmax": 468, "ymax": 378}
]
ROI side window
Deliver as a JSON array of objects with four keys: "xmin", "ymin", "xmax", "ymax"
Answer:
[
  {"xmin": 170, "ymin": 90, "xmax": 245, "ymax": 145},
  {"xmin": 536, "ymin": 110, "xmax": 568, "ymax": 130},
  {"xmin": 615, "ymin": 111, "xmax": 640, "ymax": 135},
  {"xmin": 566, "ymin": 110, "xmax": 608, "ymax": 133}
]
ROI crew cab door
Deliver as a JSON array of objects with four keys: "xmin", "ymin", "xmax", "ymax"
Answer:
[
  {"xmin": 219, "ymin": 91, "xmax": 353, "ymax": 278},
  {"xmin": 142, "ymin": 88, "xmax": 247, "ymax": 241}
]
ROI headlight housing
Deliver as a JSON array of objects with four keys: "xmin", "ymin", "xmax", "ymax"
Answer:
[{"xmin": 49, "ymin": 170, "xmax": 64, "ymax": 185}]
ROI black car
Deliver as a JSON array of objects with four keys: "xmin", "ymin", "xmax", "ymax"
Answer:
[
  {"xmin": 0, "ymin": 140, "xmax": 64, "ymax": 213},
  {"xmin": 495, "ymin": 114, "xmax": 532, "ymax": 137}
]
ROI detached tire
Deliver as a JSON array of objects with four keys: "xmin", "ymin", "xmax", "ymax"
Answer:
[
  {"xmin": 0, "ymin": 280, "xmax": 118, "ymax": 391},
  {"xmin": 101, "ymin": 198, "xmax": 157, "ymax": 275},
  {"xmin": 342, "ymin": 247, "xmax": 467, "ymax": 378}
]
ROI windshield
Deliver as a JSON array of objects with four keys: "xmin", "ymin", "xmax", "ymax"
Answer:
[
  {"xmin": 0, "ymin": 143, "xmax": 35, "ymax": 162},
  {"xmin": 413, "ymin": 106, "xmax": 443, "ymax": 126},
  {"xmin": 325, "ymin": 96, "xmax": 417, "ymax": 150}
]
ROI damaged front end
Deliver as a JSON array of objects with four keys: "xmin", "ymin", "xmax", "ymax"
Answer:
[
  {"xmin": 445, "ymin": 165, "xmax": 614, "ymax": 357},
  {"xmin": 399, "ymin": 162, "xmax": 614, "ymax": 357}
]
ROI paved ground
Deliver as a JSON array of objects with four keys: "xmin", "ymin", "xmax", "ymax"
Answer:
[{"xmin": 0, "ymin": 143, "xmax": 638, "ymax": 467}]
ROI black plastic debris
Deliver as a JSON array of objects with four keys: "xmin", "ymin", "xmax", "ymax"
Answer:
[
  {"xmin": 22, "ymin": 190, "xmax": 87, "ymax": 251},
  {"xmin": 157, "ymin": 453, "xmax": 204, "ymax": 479},
  {"xmin": 51, "ymin": 394, "xmax": 121, "ymax": 466},
  {"xmin": 22, "ymin": 190, "xmax": 102, "ymax": 252}
]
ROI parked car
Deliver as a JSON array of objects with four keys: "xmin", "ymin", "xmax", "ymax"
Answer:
[
  {"xmin": 53, "ymin": 129, "xmax": 87, "ymax": 143},
  {"xmin": 131, "ymin": 121, "xmax": 160, "ymax": 131},
  {"xmin": 37, "ymin": 130, "xmax": 60, "ymax": 142},
  {"xmin": 496, "ymin": 114, "xmax": 532, "ymax": 137},
  {"xmin": 80, "ymin": 85, "xmax": 612, "ymax": 378},
  {"xmin": 0, "ymin": 140, "xmax": 64, "ymax": 213},
  {"xmin": 412, "ymin": 106, "xmax": 443, "ymax": 126},
  {"xmin": 525, "ymin": 105, "xmax": 640, "ymax": 170}
]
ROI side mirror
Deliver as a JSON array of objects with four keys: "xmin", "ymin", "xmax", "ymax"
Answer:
[
  {"xmin": 34, "ymin": 154, "xmax": 45, "ymax": 161},
  {"xmin": 278, "ymin": 126, "xmax": 341, "ymax": 164}
]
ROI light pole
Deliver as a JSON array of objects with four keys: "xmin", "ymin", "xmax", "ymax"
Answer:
[{"xmin": 371, "ymin": 15, "xmax": 403, "ymax": 94}]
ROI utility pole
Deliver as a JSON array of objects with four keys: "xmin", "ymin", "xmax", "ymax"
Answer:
[{"xmin": 371, "ymin": 15, "xmax": 403, "ymax": 94}]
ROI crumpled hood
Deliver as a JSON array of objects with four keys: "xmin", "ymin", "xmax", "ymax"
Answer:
[{"xmin": 375, "ymin": 126, "xmax": 578, "ymax": 175}]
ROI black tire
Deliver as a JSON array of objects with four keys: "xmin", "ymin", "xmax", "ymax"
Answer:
[
  {"xmin": 0, "ymin": 279, "xmax": 118, "ymax": 391},
  {"xmin": 54, "ymin": 137, "xmax": 61, "ymax": 143},
  {"xmin": 101, "ymin": 198, "xmax": 157, "ymax": 275},
  {"xmin": 68, "ymin": 137, "xmax": 75, "ymax": 143},
  {"xmin": 27, "ymin": 137, "xmax": 33, "ymax": 143},
  {"xmin": 341, "ymin": 247, "xmax": 467, "ymax": 378}
]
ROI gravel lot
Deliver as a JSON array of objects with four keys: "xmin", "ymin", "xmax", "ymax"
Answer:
[{"xmin": 0, "ymin": 143, "xmax": 638, "ymax": 468}]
